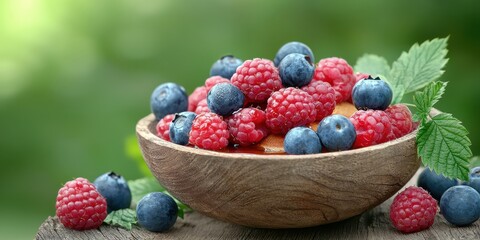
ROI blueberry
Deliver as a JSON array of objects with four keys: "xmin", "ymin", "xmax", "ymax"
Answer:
[
  {"xmin": 440, "ymin": 185, "xmax": 480, "ymax": 226},
  {"xmin": 316, "ymin": 114, "xmax": 356, "ymax": 151},
  {"xmin": 284, "ymin": 127, "xmax": 321, "ymax": 155},
  {"xmin": 169, "ymin": 111, "xmax": 197, "ymax": 145},
  {"xmin": 352, "ymin": 76, "xmax": 393, "ymax": 111},
  {"xmin": 210, "ymin": 55, "xmax": 243, "ymax": 79},
  {"xmin": 136, "ymin": 192, "xmax": 178, "ymax": 232},
  {"xmin": 467, "ymin": 166, "xmax": 480, "ymax": 193},
  {"xmin": 93, "ymin": 172, "xmax": 132, "ymax": 213},
  {"xmin": 278, "ymin": 53, "xmax": 314, "ymax": 88},
  {"xmin": 274, "ymin": 41, "xmax": 315, "ymax": 67},
  {"xmin": 207, "ymin": 83, "xmax": 245, "ymax": 116},
  {"xmin": 150, "ymin": 83, "xmax": 188, "ymax": 120},
  {"xmin": 417, "ymin": 168, "xmax": 458, "ymax": 201}
]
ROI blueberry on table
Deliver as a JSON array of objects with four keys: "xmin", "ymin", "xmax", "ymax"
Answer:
[
  {"xmin": 278, "ymin": 53, "xmax": 314, "ymax": 88},
  {"xmin": 274, "ymin": 41, "xmax": 315, "ymax": 67},
  {"xmin": 169, "ymin": 111, "xmax": 197, "ymax": 145},
  {"xmin": 440, "ymin": 185, "xmax": 480, "ymax": 226},
  {"xmin": 150, "ymin": 83, "xmax": 188, "ymax": 120},
  {"xmin": 317, "ymin": 114, "xmax": 356, "ymax": 151},
  {"xmin": 93, "ymin": 172, "xmax": 132, "ymax": 213},
  {"xmin": 210, "ymin": 55, "xmax": 243, "ymax": 79},
  {"xmin": 136, "ymin": 192, "xmax": 178, "ymax": 232},
  {"xmin": 352, "ymin": 76, "xmax": 392, "ymax": 111},
  {"xmin": 284, "ymin": 127, "xmax": 321, "ymax": 155},
  {"xmin": 417, "ymin": 168, "xmax": 458, "ymax": 201}
]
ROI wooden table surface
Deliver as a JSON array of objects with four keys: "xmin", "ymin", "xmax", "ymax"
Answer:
[{"xmin": 36, "ymin": 169, "xmax": 480, "ymax": 240}]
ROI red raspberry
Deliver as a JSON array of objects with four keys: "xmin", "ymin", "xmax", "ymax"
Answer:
[
  {"xmin": 350, "ymin": 110, "xmax": 393, "ymax": 148},
  {"xmin": 188, "ymin": 86, "xmax": 207, "ymax": 112},
  {"xmin": 385, "ymin": 104, "xmax": 414, "ymax": 138},
  {"xmin": 390, "ymin": 186, "xmax": 438, "ymax": 233},
  {"xmin": 313, "ymin": 57, "xmax": 356, "ymax": 103},
  {"xmin": 226, "ymin": 108, "xmax": 268, "ymax": 146},
  {"xmin": 155, "ymin": 114, "xmax": 175, "ymax": 141},
  {"xmin": 194, "ymin": 99, "xmax": 210, "ymax": 114},
  {"xmin": 301, "ymin": 81, "xmax": 336, "ymax": 121},
  {"xmin": 189, "ymin": 112, "xmax": 229, "ymax": 150},
  {"xmin": 265, "ymin": 88, "xmax": 316, "ymax": 134},
  {"xmin": 231, "ymin": 58, "xmax": 282, "ymax": 103},
  {"xmin": 56, "ymin": 178, "xmax": 107, "ymax": 230},
  {"xmin": 205, "ymin": 76, "xmax": 230, "ymax": 92}
]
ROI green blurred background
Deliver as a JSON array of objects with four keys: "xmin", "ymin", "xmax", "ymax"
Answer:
[{"xmin": 0, "ymin": 0, "xmax": 479, "ymax": 238}]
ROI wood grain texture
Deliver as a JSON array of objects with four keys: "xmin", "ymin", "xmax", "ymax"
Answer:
[
  {"xmin": 36, "ymin": 169, "xmax": 480, "ymax": 240},
  {"xmin": 135, "ymin": 113, "xmax": 421, "ymax": 228}
]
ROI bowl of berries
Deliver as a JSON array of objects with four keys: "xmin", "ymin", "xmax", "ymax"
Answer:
[{"xmin": 135, "ymin": 40, "xmax": 461, "ymax": 228}]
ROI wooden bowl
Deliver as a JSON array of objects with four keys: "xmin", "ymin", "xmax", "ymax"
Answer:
[{"xmin": 136, "ymin": 113, "xmax": 420, "ymax": 228}]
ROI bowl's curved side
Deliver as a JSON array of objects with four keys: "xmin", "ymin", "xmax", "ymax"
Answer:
[{"xmin": 136, "ymin": 114, "xmax": 420, "ymax": 228}]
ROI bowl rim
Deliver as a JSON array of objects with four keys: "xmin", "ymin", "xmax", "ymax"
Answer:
[{"xmin": 136, "ymin": 111, "xmax": 421, "ymax": 162}]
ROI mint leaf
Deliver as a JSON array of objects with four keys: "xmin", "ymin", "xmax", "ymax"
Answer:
[
  {"xmin": 354, "ymin": 54, "xmax": 391, "ymax": 79},
  {"xmin": 104, "ymin": 209, "xmax": 137, "ymax": 230},
  {"xmin": 390, "ymin": 37, "xmax": 449, "ymax": 104},
  {"xmin": 413, "ymin": 81, "xmax": 447, "ymax": 121},
  {"xmin": 416, "ymin": 113, "xmax": 472, "ymax": 181},
  {"xmin": 128, "ymin": 177, "xmax": 165, "ymax": 206}
]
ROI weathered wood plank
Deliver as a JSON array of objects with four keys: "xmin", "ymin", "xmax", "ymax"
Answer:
[{"xmin": 36, "ymin": 169, "xmax": 480, "ymax": 240}]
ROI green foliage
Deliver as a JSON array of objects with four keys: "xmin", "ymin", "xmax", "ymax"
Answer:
[
  {"xmin": 126, "ymin": 135, "xmax": 152, "ymax": 177},
  {"xmin": 104, "ymin": 209, "xmax": 137, "ymax": 230},
  {"xmin": 415, "ymin": 82, "xmax": 472, "ymax": 181},
  {"xmin": 354, "ymin": 54, "xmax": 391, "ymax": 79},
  {"xmin": 389, "ymin": 37, "xmax": 449, "ymax": 103}
]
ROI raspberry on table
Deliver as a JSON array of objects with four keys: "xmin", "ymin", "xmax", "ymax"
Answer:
[
  {"xmin": 189, "ymin": 112, "xmax": 230, "ymax": 150},
  {"xmin": 350, "ymin": 110, "xmax": 393, "ymax": 148},
  {"xmin": 265, "ymin": 87, "xmax": 317, "ymax": 134},
  {"xmin": 194, "ymin": 99, "xmax": 210, "ymax": 114},
  {"xmin": 301, "ymin": 81, "xmax": 336, "ymax": 121},
  {"xmin": 231, "ymin": 58, "xmax": 283, "ymax": 103},
  {"xmin": 226, "ymin": 108, "xmax": 268, "ymax": 146},
  {"xmin": 205, "ymin": 76, "xmax": 230, "ymax": 92},
  {"xmin": 156, "ymin": 114, "xmax": 175, "ymax": 141},
  {"xmin": 385, "ymin": 104, "xmax": 414, "ymax": 138},
  {"xmin": 56, "ymin": 177, "xmax": 108, "ymax": 230},
  {"xmin": 312, "ymin": 57, "xmax": 356, "ymax": 103},
  {"xmin": 188, "ymin": 86, "xmax": 207, "ymax": 112},
  {"xmin": 390, "ymin": 186, "xmax": 437, "ymax": 233}
]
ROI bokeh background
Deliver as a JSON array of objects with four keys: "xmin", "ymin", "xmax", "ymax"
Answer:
[{"xmin": 0, "ymin": 0, "xmax": 479, "ymax": 238}]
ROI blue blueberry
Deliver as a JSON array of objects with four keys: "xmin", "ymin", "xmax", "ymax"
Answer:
[
  {"xmin": 467, "ymin": 166, "xmax": 480, "ymax": 193},
  {"xmin": 150, "ymin": 83, "xmax": 188, "ymax": 120},
  {"xmin": 210, "ymin": 55, "xmax": 243, "ymax": 79},
  {"xmin": 93, "ymin": 172, "xmax": 132, "ymax": 213},
  {"xmin": 207, "ymin": 83, "xmax": 245, "ymax": 116},
  {"xmin": 136, "ymin": 192, "xmax": 178, "ymax": 232},
  {"xmin": 278, "ymin": 53, "xmax": 314, "ymax": 88},
  {"xmin": 417, "ymin": 168, "xmax": 458, "ymax": 201},
  {"xmin": 284, "ymin": 127, "xmax": 321, "ymax": 155},
  {"xmin": 352, "ymin": 76, "xmax": 392, "ymax": 111},
  {"xmin": 316, "ymin": 114, "xmax": 356, "ymax": 151},
  {"xmin": 169, "ymin": 111, "xmax": 197, "ymax": 145},
  {"xmin": 274, "ymin": 41, "xmax": 315, "ymax": 67},
  {"xmin": 440, "ymin": 185, "xmax": 480, "ymax": 226}
]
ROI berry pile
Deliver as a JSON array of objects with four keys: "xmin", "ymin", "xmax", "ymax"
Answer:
[{"xmin": 150, "ymin": 41, "xmax": 415, "ymax": 153}]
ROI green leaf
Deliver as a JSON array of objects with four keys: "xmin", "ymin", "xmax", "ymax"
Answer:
[
  {"xmin": 389, "ymin": 37, "xmax": 449, "ymax": 104},
  {"xmin": 416, "ymin": 113, "xmax": 472, "ymax": 181},
  {"xmin": 128, "ymin": 177, "xmax": 165, "ymax": 206},
  {"xmin": 104, "ymin": 209, "xmax": 137, "ymax": 230},
  {"xmin": 413, "ymin": 81, "xmax": 447, "ymax": 121},
  {"xmin": 125, "ymin": 135, "xmax": 152, "ymax": 177},
  {"xmin": 354, "ymin": 54, "xmax": 391, "ymax": 79}
]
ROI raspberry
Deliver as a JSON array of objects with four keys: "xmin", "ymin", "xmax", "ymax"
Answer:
[
  {"xmin": 226, "ymin": 108, "xmax": 268, "ymax": 146},
  {"xmin": 188, "ymin": 86, "xmax": 207, "ymax": 112},
  {"xmin": 231, "ymin": 58, "xmax": 283, "ymax": 103},
  {"xmin": 205, "ymin": 76, "xmax": 230, "ymax": 92},
  {"xmin": 301, "ymin": 81, "xmax": 336, "ymax": 121},
  {"xmin": 56, "ymin": 178, "xmax": 108, "ymax": 230},
  {"xmin": 156, "ymin": 114, "xmax": 175, "ymax": 141},
  {"xmin": 385, "ymin": 104, "xmax": 414, "ymax": 138},
  {"xmin": 265, "ymin": 88, "xmax": 316, "ymax": 134},
  {"xmin": 194, "ymin": 99, "xmax": 210, "ymax": 114},
  {"xmin": 350, "ymin": 110, "xmax": 393, "ymax": 148},
  {"xmin": 313, "ymin": 57, "xmax": 356, "ymax": 103},
  {"xmin": 390, "ymin": 186, "xmax": 437, "ymax": 233},
  {"xmin": 189, "ymin": 112, "xmax": 229, "ymax": 150}
]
